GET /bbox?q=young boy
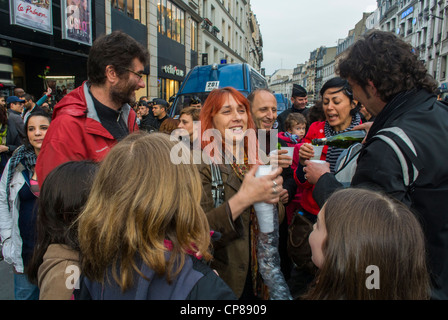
[278,113,307,147]
[277,113,308,225]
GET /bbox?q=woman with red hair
[197,87,285,299]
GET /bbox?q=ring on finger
[272,186,278,194]
[272,180,278,188]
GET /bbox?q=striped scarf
[6,145,37,210]
[283,131,300,144]
[324,113,361,173]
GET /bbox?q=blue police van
[169,63,268,118]
[274,93,291,115]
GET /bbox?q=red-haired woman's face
[212,93,248,142]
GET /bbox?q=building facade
[268,68,293,98]
[1,0,263,102]
[376,0,448,95]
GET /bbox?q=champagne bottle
[311,130,366,148]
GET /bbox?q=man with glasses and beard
[36,31,149,185]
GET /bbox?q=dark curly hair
[87,31,149,85]
[337,30,438,102]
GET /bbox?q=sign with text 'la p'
[10,0,53,35]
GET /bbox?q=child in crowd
[278,113,307,147]
[74,132,236,300]
[26,160,98,300]
[277,113,307,225]
[302,187,430,300]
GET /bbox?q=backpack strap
[335,142,363,173]
[210,162,225,208]
[374,127,423,187]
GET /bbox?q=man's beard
[110,81,136,106]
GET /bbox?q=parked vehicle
[274,93,291,115]
[169,63,268,118]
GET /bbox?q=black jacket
[313,89,448,300]
[139,113,158,132]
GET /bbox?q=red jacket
[36,82,139,185]
[293,121,328,215]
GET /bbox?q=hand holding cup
[299,143,323,165]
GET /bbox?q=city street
[0,260,14,300]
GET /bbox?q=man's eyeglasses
[124,68,145,79]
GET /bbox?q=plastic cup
[253,202,274,233]
[254,165,275,233]
[280,146,294,158]
[310,145,324,160]
[309,159,327,164]
[255,165,273,177]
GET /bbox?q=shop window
[127,1,134,18]
[191,20,198,51]
[166,1,172,39]
[157,0,185,45]
[113,0,144,23]
[113,0,125,12]
[159,78,180,101]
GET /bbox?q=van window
[250,70,268,91]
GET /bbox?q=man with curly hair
[303,30,448,300]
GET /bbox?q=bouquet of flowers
[37,66,51,90]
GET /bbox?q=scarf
[6,145,37,210]
[324,112,361,173]
[0,124,7,163]
[230,157,270,300]
[283,131,300,144]
[0,124,7,145]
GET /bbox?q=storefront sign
[401,6,413,19]
[9,0,53,35]
[61,0,92,46]
[162,65,185,77]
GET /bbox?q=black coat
[313,89,448,300]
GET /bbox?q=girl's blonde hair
[77,132,212,291]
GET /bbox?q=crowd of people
[0,29,447,301]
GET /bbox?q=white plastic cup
[280,146,294,158]
[310,145,324,160]
[309,159,327,164]
[254,165,275,233]
[255,165,273,177]
[253,202,275,233]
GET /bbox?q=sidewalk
[0,260,14,300]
